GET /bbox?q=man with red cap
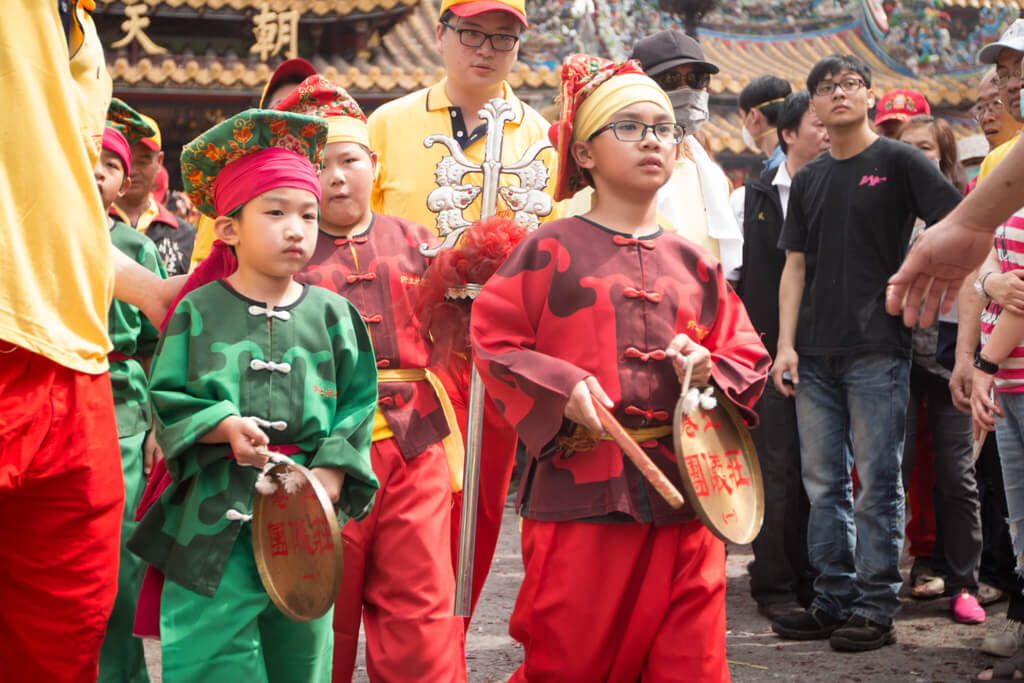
[874,88,931,138]
[367,0,561,625]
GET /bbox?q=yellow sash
[556,424,673,456]
[376,368,466,493]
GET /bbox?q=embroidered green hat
[106,98,156,146]
[103,98,157,175]
[180,108,327,217]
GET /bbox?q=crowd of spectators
[519,0,854,68]
[880,1,1016,74]
[518,0,1016,76]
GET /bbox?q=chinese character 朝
[251,5,300,62]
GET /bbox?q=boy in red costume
[278,76,468,682]
[470,54,770,681]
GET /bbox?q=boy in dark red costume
[470,54,770,681]
[276,76,468,682]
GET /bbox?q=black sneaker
[757,600,806,621]
[771,607,844,640]
[829,614,896,652]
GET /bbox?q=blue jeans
[795,352,910,625]
[995,392,1024,579]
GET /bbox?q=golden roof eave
[96,0,417,15]
[939,0,1022,8]
[107,3,978,115]
[108,57,559,93]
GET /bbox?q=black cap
[629,30,719,77]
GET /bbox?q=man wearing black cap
[629,29,743,282]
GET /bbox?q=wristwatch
[974,350,1000,375]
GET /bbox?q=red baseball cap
[441,0,527,27]
[259,57,318,108]
[874,88,931,126]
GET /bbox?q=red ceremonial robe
[470,216,770,681]
[296,213,466,683]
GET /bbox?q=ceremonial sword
[420,98,553,618]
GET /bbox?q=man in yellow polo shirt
[366,0,559,625]
[368,0,557,230]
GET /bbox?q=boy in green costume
[96,98,165,683]
[129,109,379,682]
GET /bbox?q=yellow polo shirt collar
[424,79,526,128]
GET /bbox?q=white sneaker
[982,619,1024,657]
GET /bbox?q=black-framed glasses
[588,120,684,144]
[440,20,520,52]
[972,98,1005,120]
[813,76,866,97]
[994,68,1023,88]
[652,69,712,92]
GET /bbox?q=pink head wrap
[160,147,321,330]
[102,127,132,177]
[211,147,321,217]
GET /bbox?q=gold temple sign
[251,4,300,62]
[673,388,764,545]
[111,4,168,55]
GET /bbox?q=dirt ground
[146,502,1005,682]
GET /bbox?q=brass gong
[673,388,764,544]
[252,462,344,622]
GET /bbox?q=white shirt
[730,160,793,239]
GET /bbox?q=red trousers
[332,438,466,683]
[509,518,730,683]
[0,345,123,683]
[443,364,518,627]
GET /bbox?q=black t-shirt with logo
[778,136,962,357]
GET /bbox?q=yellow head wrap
[572,73,675,142]
[326,115,370,148]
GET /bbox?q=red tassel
[416,216,528,363]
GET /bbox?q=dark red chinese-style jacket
[470,217,770,524]
[297,214,452,460]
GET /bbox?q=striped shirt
[981,211,1024,392]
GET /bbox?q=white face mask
[667,88,709,137]
[741,120,758,151]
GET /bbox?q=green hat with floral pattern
[180,108,327,217]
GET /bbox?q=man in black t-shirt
[770,54,962,653]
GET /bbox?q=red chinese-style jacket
[297,214,450,459]
[470,217,770,524]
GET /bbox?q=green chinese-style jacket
[129,279,379,596]
[109,220,166,438]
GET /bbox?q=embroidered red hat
[274,74,369,147]
[874,88,930,126]
[548,54,660,201]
